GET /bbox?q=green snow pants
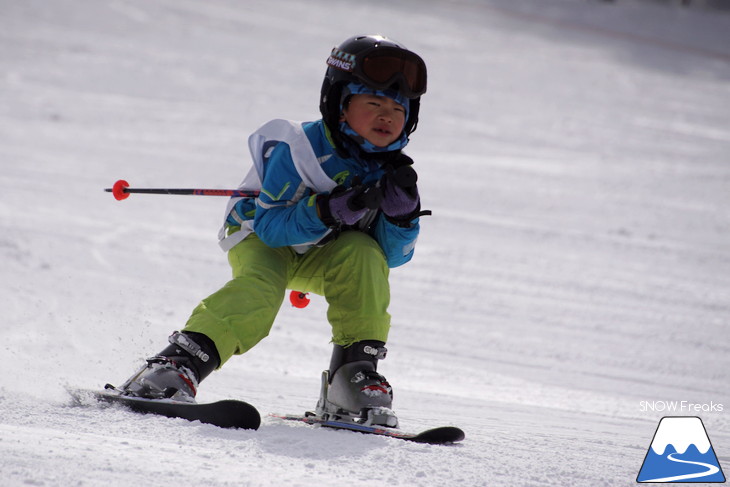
[183,231,391,365]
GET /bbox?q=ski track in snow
[1,0,729,485]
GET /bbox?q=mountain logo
[637,416,725,483]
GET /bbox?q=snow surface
[1,0,729,485]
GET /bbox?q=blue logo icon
[637,416,725,483]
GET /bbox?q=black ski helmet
[319,35,427,151]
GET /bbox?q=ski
[270,413,464,444]
[73,386,261,430]
[72,387,461,442]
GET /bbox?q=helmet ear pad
[404,96,420,135]
[320,77,342,137]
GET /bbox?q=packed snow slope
[1,0,729,485]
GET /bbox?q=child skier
[114,34,428,428]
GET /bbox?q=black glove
[317,184,383,227]
[380,165,420,219]
[379,162,431,226]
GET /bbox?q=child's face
[340,94,406,148]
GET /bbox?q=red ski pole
[106,180,311,308]
[105,180,260,201]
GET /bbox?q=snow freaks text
[639,401,724,413]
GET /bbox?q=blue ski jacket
[223,119,419,268]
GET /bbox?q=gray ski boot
[116,331,220,402]
[315,340,398,428]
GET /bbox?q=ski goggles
[328,46,427,98]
